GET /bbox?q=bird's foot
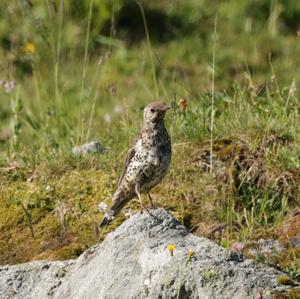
[139,204,147,213]
[139,204,153,216]
[150,202,156,208]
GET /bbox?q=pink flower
[231,242,245,252]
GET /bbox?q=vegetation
[0,0,299,281]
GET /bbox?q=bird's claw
[139,204,154,217]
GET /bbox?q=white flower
[114,105,123,114]
[45,185,53,193]
[104,113,112,124]
[4,81,16,93]
[98,202,108,213]
[1,80,16,93]
[105,210,115,221]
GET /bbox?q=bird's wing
[118,143,137,186]
[118,131,144,186]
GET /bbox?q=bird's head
[143,101,171,123]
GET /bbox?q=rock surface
[0,260,74,299]
[0,209,294,299]
[72,141,105,155]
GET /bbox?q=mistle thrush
[99,102,172,227]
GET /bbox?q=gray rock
[291,232,300,248]
[247,233,300,257]
[0,260,74,299]
[72,141,105,155]
[247,238,286,255]
[0,209,293,299]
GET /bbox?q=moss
[288,288,300,299]
[0,205,24,230]
[276,275,296,286]
[270,291,290,299]
[202,268,220,281]
[56,244,85,260]
[276,248,300,268]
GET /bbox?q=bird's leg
[135,184,152,214]
[147,192,154,208]
[135,184,145,213]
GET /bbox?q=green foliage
[202,268,220,281]
[10,89,22,155]
[287,264,300,283]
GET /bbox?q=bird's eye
[150,108,155,113]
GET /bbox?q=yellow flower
[188,249,195,258]
[23,42,36,55]
[167,244,175,256]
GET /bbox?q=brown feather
[99,101,171,228]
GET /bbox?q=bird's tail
[99,188,134,227]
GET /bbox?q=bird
[99,101,172,227]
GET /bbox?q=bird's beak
[161,105,171,111]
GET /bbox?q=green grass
[0,0,299,278]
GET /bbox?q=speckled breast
[140,132,171,191]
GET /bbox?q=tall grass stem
[137,0,159,99]
[209,16,217,173]
[54,0,64,110]
[78,0,94,144]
